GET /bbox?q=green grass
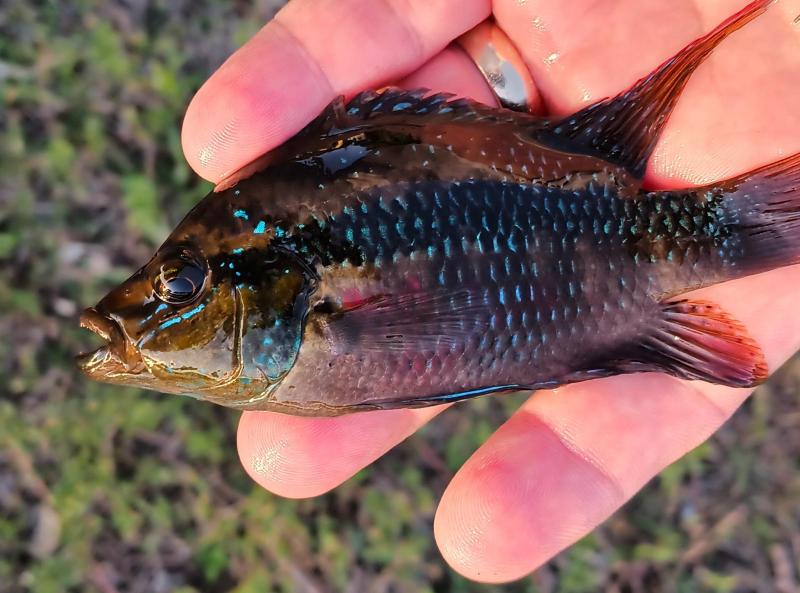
[1,2,799,592]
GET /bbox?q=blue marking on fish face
[158,316,182,330]
[234,209,249,220]
[157,303,207,330]
[254,220,266,234]
[140,301,171,325]
[232,247,244,254]
[180,303,206,321]
[393,101,411,111]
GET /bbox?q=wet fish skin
[77,0,800,414]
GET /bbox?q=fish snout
[76,307,145,376]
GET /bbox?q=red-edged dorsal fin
[630,299,768,387]
[533,0,773,179]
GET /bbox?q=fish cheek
[238,268,311,385]
[139,285,238,380]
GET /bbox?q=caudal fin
[718,152,800,274]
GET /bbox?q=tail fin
[718,152,800,274]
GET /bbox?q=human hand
[181,0,800,582]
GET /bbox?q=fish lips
[76,307,145,378]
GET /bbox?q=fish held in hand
[78,0,800,414]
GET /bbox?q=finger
[238,406,443,498]
[434,265,800,583]
[237,50,498,499]
[181,0,491,182]
[397,46,498,108]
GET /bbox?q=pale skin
[181,0,800,583]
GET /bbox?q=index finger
[181,0,491,182]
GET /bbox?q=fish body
[78,0,800,414]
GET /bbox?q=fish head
[77,188,318,407]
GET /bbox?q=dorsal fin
[533,0,773,179]
[214,89,525,191]
[307,88,520,136]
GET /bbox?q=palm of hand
[181,0,800,582]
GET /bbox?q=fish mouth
[76,308,145,377]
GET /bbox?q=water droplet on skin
[544,52,559,66]
[531,16,546,32]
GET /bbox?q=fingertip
[181,22,332,182]
[434,407,623,582]
[237,406,442,498]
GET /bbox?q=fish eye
[153,249,207,306]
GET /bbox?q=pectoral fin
[534,0,772,179]
[318,288,490,354]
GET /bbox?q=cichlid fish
[78,0,800,415]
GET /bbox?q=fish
[77,0,800,415]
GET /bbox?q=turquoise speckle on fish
[78,0,800,415]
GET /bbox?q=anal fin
[624,299,768,387]
[534,0,773,179]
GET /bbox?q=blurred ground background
[1,1,800,592]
